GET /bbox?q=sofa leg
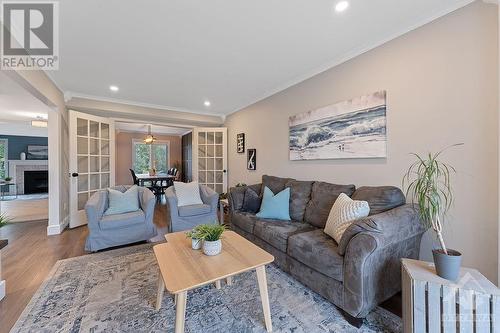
[339,308,364,328]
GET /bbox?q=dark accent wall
[182,132,192,182]
[0,135,48,160]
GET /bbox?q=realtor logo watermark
[1,1,59,70]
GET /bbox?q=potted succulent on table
[403,144,462,281]
[186,227,203,250]
[197,223,226,256]
[3,177,12,183]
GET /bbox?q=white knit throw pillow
[324,193,370,243]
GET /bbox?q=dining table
[136,174,176,187]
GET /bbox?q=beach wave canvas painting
[289,91,387,160]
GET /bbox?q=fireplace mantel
[8,160,49,195]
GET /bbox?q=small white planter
[203,239,222,256]
[191,238,202,250]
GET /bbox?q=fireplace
[24,170,49,194]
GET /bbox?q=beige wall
[115,131,182,185]
[225,2,499,281]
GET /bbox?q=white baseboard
[0,280,5,301]
[46,216,69,235]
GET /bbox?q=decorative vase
[191,238,202,250]
[203,239,222,256]
[432,248,462,281]
[20,152,26,160]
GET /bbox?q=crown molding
[65,91,225,119]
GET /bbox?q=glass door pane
[195,129,226,194]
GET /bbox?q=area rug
[11,244,402,333]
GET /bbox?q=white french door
[69,111,115,228]
[192,127,227,194]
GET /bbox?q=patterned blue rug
[11,244,402,332]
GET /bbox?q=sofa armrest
[338,204,424,255]
[139,187,156,222]
[200,185,219,212]
[165,187,179,217]
[340,204,426,317]
[85,191,107,231]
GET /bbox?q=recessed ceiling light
[109,85,119,92]
[204,100,211,107]
[335,1,349,12]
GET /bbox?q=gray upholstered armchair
[165,184,219,232]
[84,185,157,252]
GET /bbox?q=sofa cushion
[241,187,261,213]
[304,182,356,228]
[261,175,294,195]
[256,187,291,221]
[100,210,145,230]
[324,193,370,243]
[178,204,211,217]
[288,229,344,281]
[231,211,258,234]
[105,185,139,216]
[351,186,406,215]
[286,180,313,222]
[254,219,314,252]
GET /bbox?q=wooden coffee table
[153,230,275,333]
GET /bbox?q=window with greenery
[132,140,169,174]
[0,139,7,179]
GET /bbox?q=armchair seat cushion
[178,204,211,217]
[288,229,344,281]
[99,210,145,230]
[254,219,314,252]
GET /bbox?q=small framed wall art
[247,149,256,170]
[237,133,245,153]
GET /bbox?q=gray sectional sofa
[228,175,426,326]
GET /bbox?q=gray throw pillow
[241,187,261,213]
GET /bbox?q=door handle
[71,172,79,177]
[223,169,227,173]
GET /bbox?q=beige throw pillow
[324,193,370,243]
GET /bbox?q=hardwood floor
[0,198,168,333]
[0,198,400,332]
[2,198,48,222]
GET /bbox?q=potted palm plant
[403,144,462,280]
[196,224,226,256]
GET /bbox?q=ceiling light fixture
[143,124,157,144]
[109,85,119,92]
[335,1,349,12]
[204,100,211,107]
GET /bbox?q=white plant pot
[203,239,222,256]
[191,238,202,250]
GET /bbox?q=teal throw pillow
[105,185,140,215]
[256,186,291,221]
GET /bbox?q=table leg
[256,265,272,332]
[226,276,233,286]
[156,274,165,310]
[175,291,187,333]
[215,280,222,289]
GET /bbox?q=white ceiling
[115,122,189,136]
[50,0,473,116]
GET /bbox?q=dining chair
[130,169,160,197]
[129,169,139,185]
